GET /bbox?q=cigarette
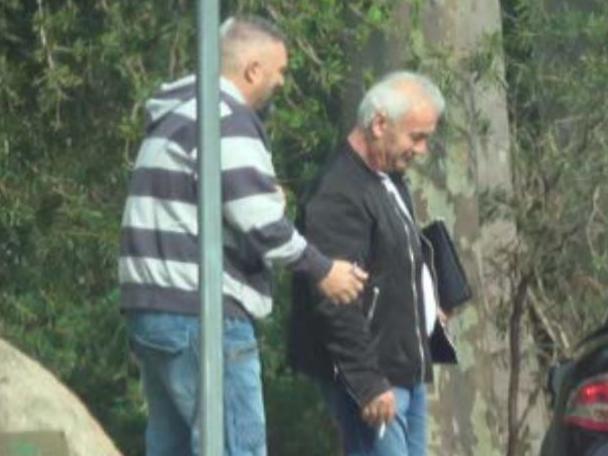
[378,422,386,439]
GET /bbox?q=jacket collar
[343,140,383,181]
[220,77,246,105]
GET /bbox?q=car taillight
[564,374,608,432]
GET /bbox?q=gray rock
[0,338,122,456]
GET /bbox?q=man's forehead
[402,100,439,124]
[256,39,287,57]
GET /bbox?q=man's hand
[318,260,368,304]
[361,390,396,427]
[275,184,287,207]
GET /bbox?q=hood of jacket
[144,74,196,132]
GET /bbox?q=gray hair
[356,71,446,129]
[220,16,286,74]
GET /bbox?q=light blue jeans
[127,311,266,456]
[322,381,427,456]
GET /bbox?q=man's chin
[393,161,409,173]
[256,101,275,121]
[398,155,416,171]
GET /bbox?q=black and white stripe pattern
[119,76,330,318]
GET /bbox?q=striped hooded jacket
[119,75,331,318]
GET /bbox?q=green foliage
[4,0,605,454]
[1,1,194,454]
[0,1,393,455]
[500,0,608,358]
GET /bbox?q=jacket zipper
[367,286,380,321]
[334,285,381,405]
[406,227,426,383]
[333,361,364,405]
[395,208,426,383]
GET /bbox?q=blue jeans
[322,381,427,456]
[127,311,266,456]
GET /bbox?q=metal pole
[196,1,223,455]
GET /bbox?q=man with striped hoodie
[119,15,367,456]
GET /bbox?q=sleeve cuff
[290,243,332,282]
[353,376,392,408]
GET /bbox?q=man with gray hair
[120,15,367,456]
[290,71,445,456]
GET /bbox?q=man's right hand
[361,389,396,427]
[317,260,368,305]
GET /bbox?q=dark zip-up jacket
[290,141,433,407]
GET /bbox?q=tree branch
[36,0,55,70]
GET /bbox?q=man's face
[250,41,288,110]
[372,99,439,173]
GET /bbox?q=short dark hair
[220,15,286,74]
[220,15,286,45]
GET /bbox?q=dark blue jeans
[322,381,427,456]
[127,311,266,456]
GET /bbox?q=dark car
[541,323,608,456]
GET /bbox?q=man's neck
[348,128,377,171]
[221,74,251,106]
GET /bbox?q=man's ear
[244,60,261,83]
[370,112,388,139]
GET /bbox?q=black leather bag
[421,220,472,312]
[429,320,458,364]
